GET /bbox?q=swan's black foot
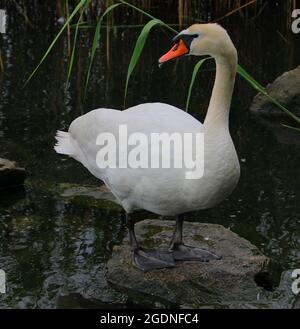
[132,248,175,272]
[170,244,222,262]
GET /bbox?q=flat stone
[107,219,275,308]
[0,158,26,189]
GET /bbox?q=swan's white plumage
[54,23,241,216]
[54,130,73,155]
[55,103,240,216]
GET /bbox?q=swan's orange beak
[159,39,189,65]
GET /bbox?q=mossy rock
[107,219,298,309]
[250,65,300,118]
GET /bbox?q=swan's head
[159,23,237,65]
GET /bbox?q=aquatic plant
[24,0,300,130]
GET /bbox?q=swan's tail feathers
[54,131,74,156]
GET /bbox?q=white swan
[55,24,240,272]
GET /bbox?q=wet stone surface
[107,219,299,309]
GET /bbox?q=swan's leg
[169,214,222,262]
[126,214,175,272]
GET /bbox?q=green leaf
[186,57,211,112]
[24,0,88,86]
[237,64,266,91]
[66,9,84,89]
[124,18,163,107]
[282,124,300,131]
[84,3,122,96]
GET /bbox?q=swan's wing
[64,103,204,211]
[124,102,203,134]
[69,103,203,166]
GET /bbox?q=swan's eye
[173,43,180,51]
[192,34,199,38]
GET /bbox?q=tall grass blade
[24,0,88,86]
[66,0,71,57]
[282,124,300,132]
[124,18,163,106]
[186,57,210,112]
[84,3,122,96]
[66,10,84,89]
[237,64,266,91]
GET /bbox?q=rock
[107,219,276,308]
[269,270,300,309]
[56,294,128,309]
[250,66,300,118]
[0,158,26,189]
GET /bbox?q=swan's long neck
[204,51,237,130]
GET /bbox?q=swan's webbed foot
[169,214,222,262]
[126,213,175,272]
[170,243,222,262]
[132,248,175,272]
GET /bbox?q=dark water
[0,4,300,308]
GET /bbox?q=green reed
[25,0,300,130]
